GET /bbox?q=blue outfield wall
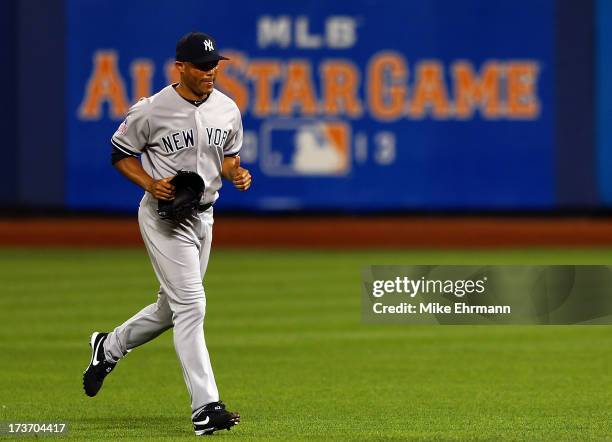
[556,0,597,207]
[65,0,561,212]
[3,0,596,212]
[18,0,65,208]
[597,0,612,205]
[0,0,17,205]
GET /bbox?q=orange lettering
[410,61,450,119]
[165,60,180,84]
[246,61,281,116]
[507,62,539,118]
[79,51,130,120]
[131,59,154,101]
[367,52,407,121]
[452,61,501,119]
[215,51,249,113]
[277,61,318,116]
[321,61,362,117]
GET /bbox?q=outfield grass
[1,248,612,441]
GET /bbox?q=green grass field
[2,248,612,441]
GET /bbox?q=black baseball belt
[197,202,213,212]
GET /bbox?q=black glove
[157,171,205,222]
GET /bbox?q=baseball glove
[157,171,205,222]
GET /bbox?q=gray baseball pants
[104,193,219,414]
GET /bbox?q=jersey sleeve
[110,98,150,156]
[223,108,243,157]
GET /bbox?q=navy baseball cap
[175,32,229,63]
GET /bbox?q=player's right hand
[147,176,176,201]
[230,156,252,191]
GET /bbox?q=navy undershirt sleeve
[111,146,136,165]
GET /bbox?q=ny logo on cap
[203,40,214,51]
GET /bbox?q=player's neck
[175,82,210,102]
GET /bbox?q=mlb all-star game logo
[260,120,350,177]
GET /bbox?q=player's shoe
[192,401,240,436]
[83,332,116,397]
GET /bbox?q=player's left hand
[230,156,252,191]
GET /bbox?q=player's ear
[175,61,185,73]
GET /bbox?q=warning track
[1,216,611,248]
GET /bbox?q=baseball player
[82,31,251,436]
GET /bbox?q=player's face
[176,61,219,98]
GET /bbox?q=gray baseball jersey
[103,85,243,415]
[111,85,243,204]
